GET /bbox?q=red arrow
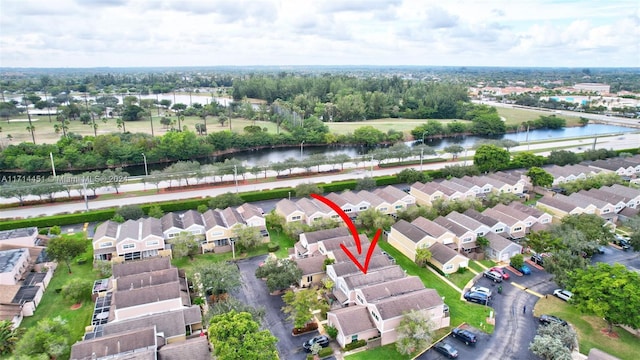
[311,193,382,274]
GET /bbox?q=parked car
[553,289,573,302]
[510,262,532,275]
[596,245,606,254]
[302,335,330,352]
[451,328,478,345]
[617,238,632,251]
[530,254,544,266]
[482,270,503,283]
[470,286,492,298]
[433,341,459,358]
[464,291,489,305]
[539,314,568,326]
[489,267,510,280]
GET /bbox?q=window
[495,228,504,233]
[146,240,159,246]
[541,218,549,224]
[210,231,223,236]
[291,215,301,221]
[331,215,339,219]
[513,227,522,232]
[99,241,113,248]
[371,311,380,321]
[307,275,313,282]
[356,294,364,304]
[395,205,403,209]
[477,232,485,236]
[359,206,367,211]
[122,243,135,250]
[444,264,454,271]
[214,239,229,247]
[462,237,472,243]
[379,207,387,212]
[352,335,358,342]
[343,208,352,213]
[602,208,610,213]
[313,217,321,222]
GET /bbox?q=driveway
[234,255,318,360]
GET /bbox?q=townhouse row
[388,201,552,273]
[275,186,415,224]
[410,171,530,206]
[542,154,640,187]
[70,257,209,360]
[93,203,268,263]
[290,227,449,349]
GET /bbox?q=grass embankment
[17,244,99,360]
[447,269,476,290]
[468,260,485,272]
[496,107,583,127]
[534,296,640,360]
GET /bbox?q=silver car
[553,289,573,301]
[470,286,492,298]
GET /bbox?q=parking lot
[592,244,640,273]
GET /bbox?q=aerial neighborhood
[1,49,640,360]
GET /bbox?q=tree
[282,288,323,329]
[624,215,640,251]
[443,144,465,160]
[415,247,432,267]
[13,317,70,359]
[560,214,614,246]
[544,249,589,288]
[510,253,524,269]
[204,296,265,325]
[353,125,384,146]
[511,152,545,168]
[115,204,144,220]
[61,278,92,304]
[0,320,19,355]
[208,192,244,209]
[523,230,563,254]
[536,322,577,351]
[567,263,640,333]
[295,183,322,198]
[147,205,164,218]
[529,334,572,360]
[395,310,434,355]
[46,233,87,273]
[208,311,278,360]
[171,232,201,259]
[547,150,580,166]
[195,122,207,135]
[527,167,554,188]
[356,208,395,231]
[195,262,242,297]
[233,225,263,252]
[397,168,428,184]
[473,144,510,173]
[265,210,286,235]
[101,168,129,194]
[355,177,376,191]
[256,258,303,292]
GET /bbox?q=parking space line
[511,282,543,298]
[83,222,89,232]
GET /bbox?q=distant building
[573,83,610,94]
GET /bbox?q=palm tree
[415,247,432,267]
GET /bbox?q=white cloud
[0,0,638,67]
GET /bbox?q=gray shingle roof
[115,268,180,291]
[0,248,27,273]
[113,281,184,310]
[359,276,424,303]
[329,305,376,336]
[330,255,391,277]
[537,195,579,213]
[433,217,470,237]
[428,242,460,264]
[332,243,382,263]
[303,227,351,244]
[112,257,172,279]
[103,307,201,340]
[157,336,211,360]
[295,255,326,276]
[343,266,406,289]
[391,220,427,243]
[411,217,451,238]
[117,220,140,244]
[485,232,516,252]
[70,327,157,360]
[463,209,500,227]
[372,288,442,320]
[445,211,485,231]
[93,220,119,243]
[321,234,368,252]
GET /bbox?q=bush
[38,228,49,235]
[267,243,280,252]
[374,175,398,186]
[320,180,357,193]
[116,205,145,220]
[241,188,292,202]
[49,225,61,235]
[426,261,445,276]
[344,339,367,351]
[456,266,468,274]
[326,325,338,339]
[318,347,334,358]
[197,204,208,213]
[61,278,92,304]
[0,209,117,231]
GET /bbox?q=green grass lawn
[17,245,99,360]
[478,259,497,268]
[468,261,485,272]
[345,343,412,360]
[447,269,476,290]
[496,107,582,127]
[534,296,639,360]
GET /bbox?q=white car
[470,286,493,298]
[553,289,573,301]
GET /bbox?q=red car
[490,267,510,280]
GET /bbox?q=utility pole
[233,165,239,193]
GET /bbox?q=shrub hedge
[344,339,367,351]
[374,175,399,186]
[0,209,117,231]
[240,188,292,202]
[319,180,357,193]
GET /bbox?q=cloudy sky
[1,0,639,68]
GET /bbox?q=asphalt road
[234,255,318,360]
[592,244,640,273]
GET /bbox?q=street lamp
[420,148,424,171]
[230,239,236,260]
[300,141,305,159]
[233,164,239,193]
[141,153,148,176]
[464,147,469,166]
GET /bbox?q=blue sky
[1,0,638,68]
